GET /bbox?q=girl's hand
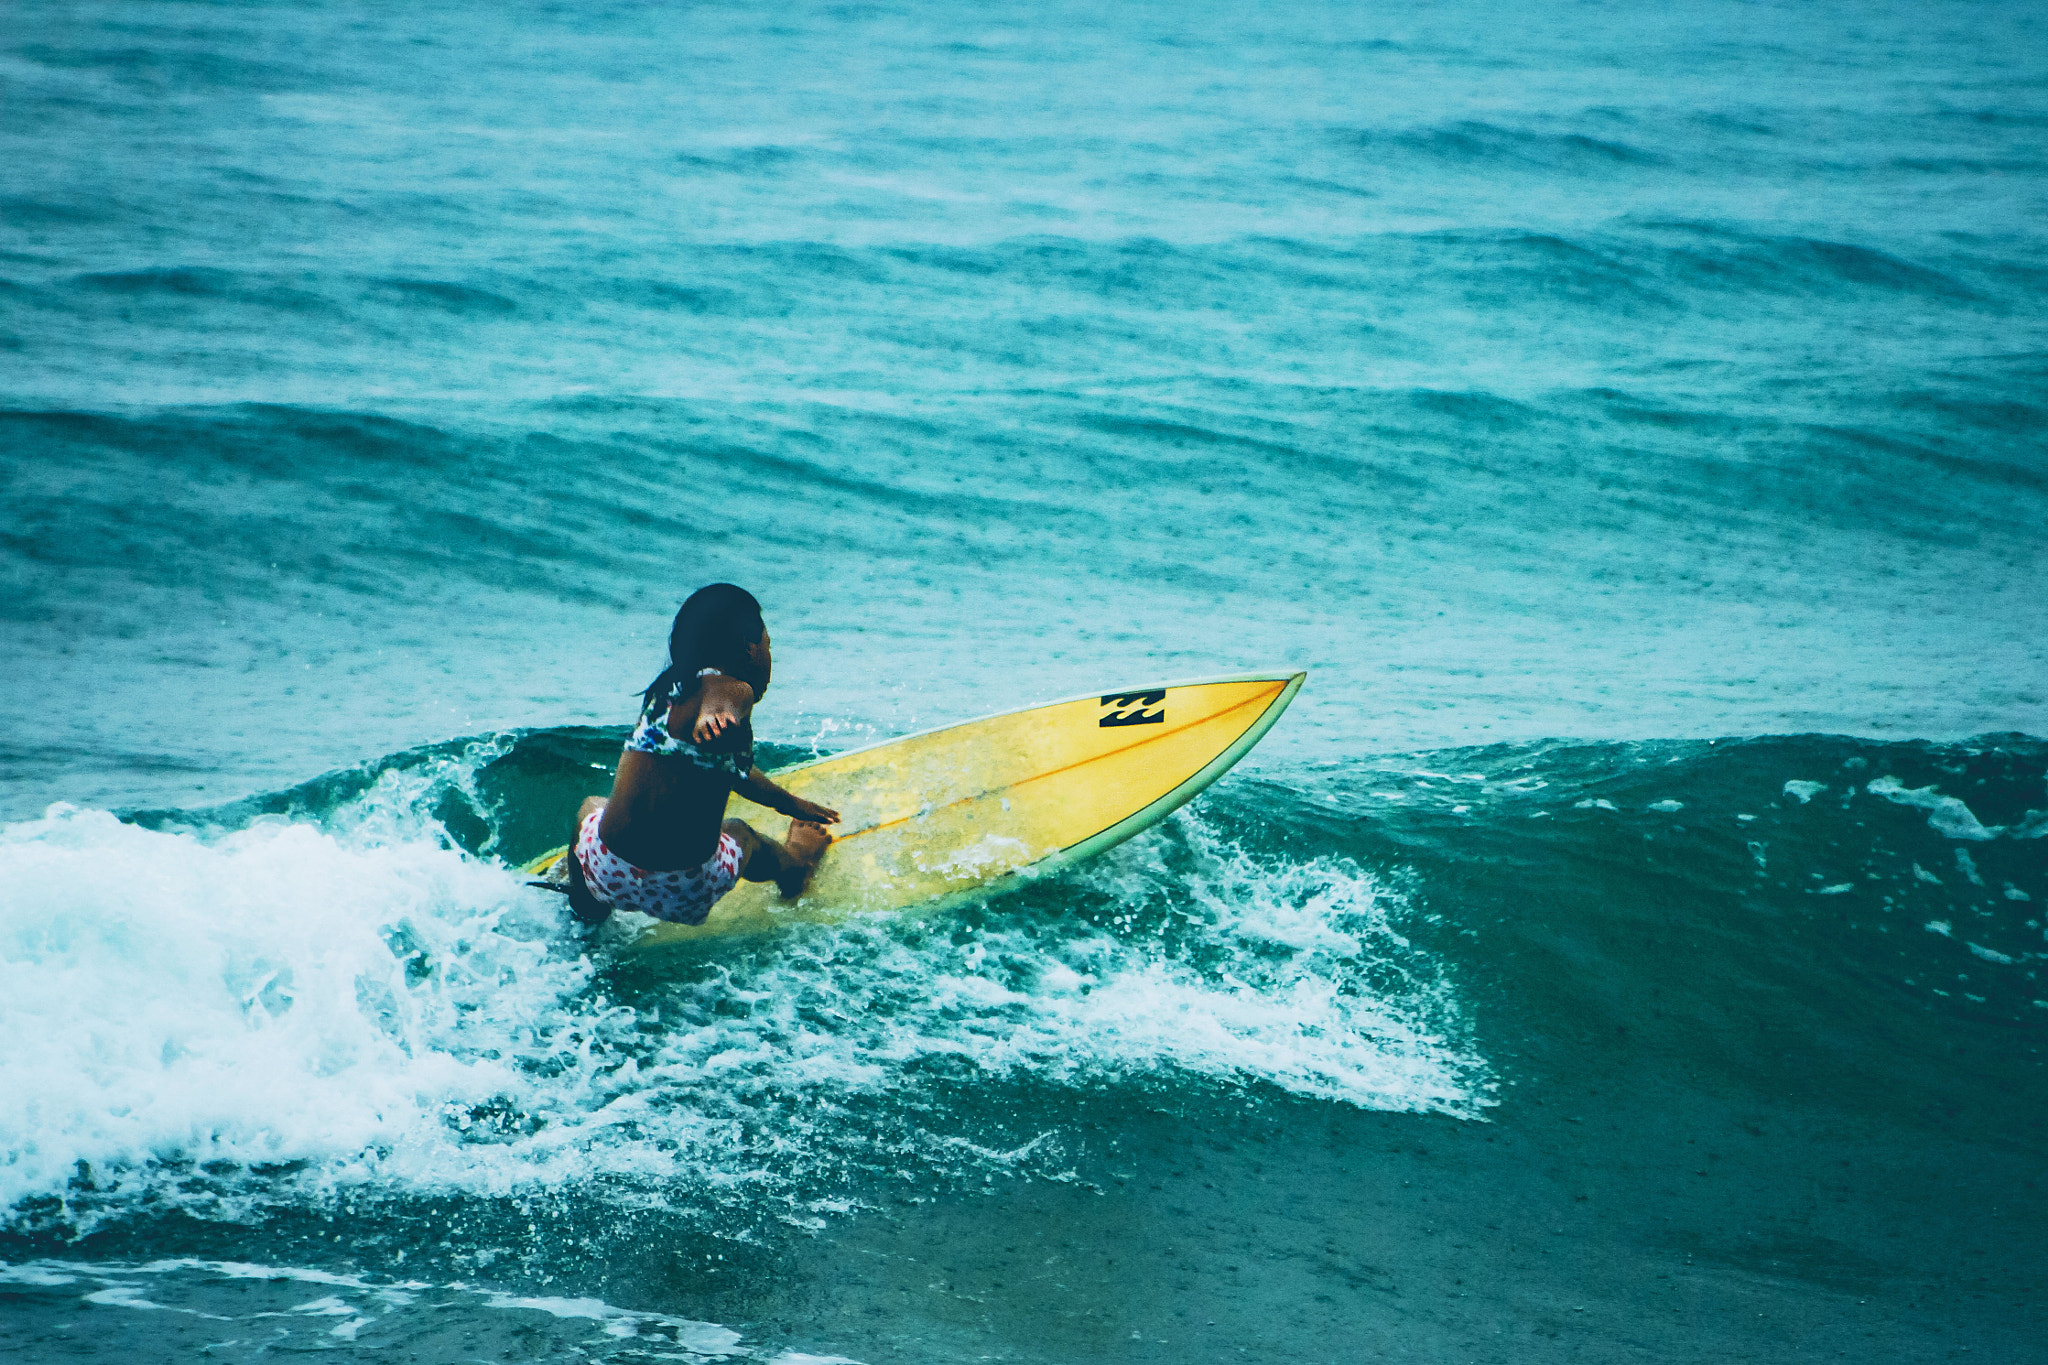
[690,675,755,743]
[784,796,841,825]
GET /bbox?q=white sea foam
[0,802,596,1216]
[645,811,1494,1118]
[1,796,1489,1224]
[1866,777,1999,840]
[0,1258,776,1359]
[1955,848,1986,886]
[478,1292,743,1351]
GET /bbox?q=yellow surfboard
[522,671,1304,943]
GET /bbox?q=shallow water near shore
[3,0,2046,1360]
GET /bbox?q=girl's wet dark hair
[642,584,768,707]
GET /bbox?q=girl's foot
[776,820,832,897]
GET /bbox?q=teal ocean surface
[2,1,2044,1360]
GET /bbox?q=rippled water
[4,0,2045,1360]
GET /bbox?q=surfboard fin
[526,852,611,925]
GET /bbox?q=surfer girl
[562,583,838,926]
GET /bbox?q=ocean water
[3,0,2045,1359]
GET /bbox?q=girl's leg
[724,817,831,897]
[565,796,610,924]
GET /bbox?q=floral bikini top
[623,675,752,784]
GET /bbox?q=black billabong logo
[1099,690,1166,727]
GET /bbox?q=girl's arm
[734,768,840,825]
